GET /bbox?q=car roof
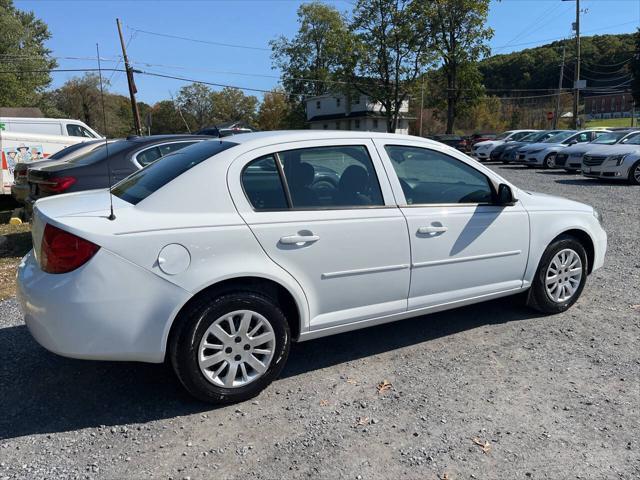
[127,134,212,144]
[225,130,445,149]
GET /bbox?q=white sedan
[17,131,607,404]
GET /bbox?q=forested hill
[479,33,635,93]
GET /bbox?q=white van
[0,131,92,194]
[0,117,102,139]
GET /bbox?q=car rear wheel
[628,160,640,185]
[527,235,588,314]
[170,292,290,404]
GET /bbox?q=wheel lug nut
[234,354,241,361]
[225,347,232,354]
[234,337,242,343]
[244,344,250,351]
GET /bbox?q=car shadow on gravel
[0,297,536,440]
[555,178,624,186]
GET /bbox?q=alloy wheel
[545,248,583,303]
[198,310,276,388]
[634,164,640,184]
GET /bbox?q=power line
[127,25,270,51]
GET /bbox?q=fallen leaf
[319,399,329,407]
[346,378,358,385]
[472,437,491,454]
[441,473,450,480]
[355,416,370,426]
[376,380,392,394]
[631,304,640,311]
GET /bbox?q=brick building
[584,92,635,120]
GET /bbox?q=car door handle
[417,225,448,234]
[279,234,320,245]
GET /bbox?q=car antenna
[96,43,116,221]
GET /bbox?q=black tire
[527,235,588,314]
[628,160,640,185]
[170,292,290,404]
[543,154,555,169]
[566,169,578,174]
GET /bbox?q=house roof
[308,111,414,123]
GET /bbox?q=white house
[306,94,410,134]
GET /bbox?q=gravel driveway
[1,165,638,480]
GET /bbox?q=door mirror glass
[497,184,516,205]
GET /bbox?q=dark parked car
[499,130,568,163]
[468,133,496,147]
[25,135,211,211]
[428,134,468,152]
[195,121,256,137]
[11,140,111,205]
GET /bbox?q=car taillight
[40,176,76,193]
[41,224,100,274]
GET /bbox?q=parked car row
[428,132,498,153]
[471,128,640,185]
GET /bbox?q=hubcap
[545,249,583,303]
[198,310,276,388]
[634,165,640,183]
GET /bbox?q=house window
[323,124,328,130]
[316,100,321,109]
[352,97,360,105]
[336,98,341,107]
[335,122,340,130]
[373,119,379,129]
[354,119,360,129]
[601,99,605,112]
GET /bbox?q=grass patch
[0,223,32,301]
[585,118,637,128]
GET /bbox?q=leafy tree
[423,0,493,133]
[176,82,215,129]
[257,90,291,130]
[0,0,56,107]
[271,1,351,128]
[210,87,258,125]
[149,100,193,134]
[631,29,640,108]
[349,0,434,132]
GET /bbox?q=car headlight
[529,149,543,154]
[593,209,604,226]
[607,154,628,166]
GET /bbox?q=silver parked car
[554,130,640,173]
[581,133,640,184]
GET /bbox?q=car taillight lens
[40,176,76,193]
[41,224,100,274]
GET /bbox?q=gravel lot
[1,165,638,480]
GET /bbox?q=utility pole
[553,46,566,129]
[116,18,142,136]
[572,0,580,129]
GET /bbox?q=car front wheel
[527,235,588,314]
[628,160,640,185]
[543,153,555,169]
[170,292,290,404]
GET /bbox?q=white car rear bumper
[17,248,191,363]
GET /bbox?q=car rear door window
[136,147,162,166]
[280,146,384,208]
[385,145,494,205]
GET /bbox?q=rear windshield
[112,140,237,205]
[65,140,132,166]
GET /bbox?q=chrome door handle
[417,225,448,234]
[280,234,320,245]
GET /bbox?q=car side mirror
[496,184,517,206]
[568,140,578,145]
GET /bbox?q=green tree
[257,90,291,130]
[176,82,214,129]
[271,1,351,128]
[349,0,434,132]
[0,0,56,107]
[211,87,258,125]
[424,0,493,133]
[149,100,193,134]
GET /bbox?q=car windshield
[620,132,640,145]
[47,141,100,160]
[544,131,575,143]
[494,131,512,140]
[112,140,237,205]
[522,131,549,142]
[591,132,629,144]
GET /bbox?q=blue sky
[14,0,640,104]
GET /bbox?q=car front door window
[384,145,494,205]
